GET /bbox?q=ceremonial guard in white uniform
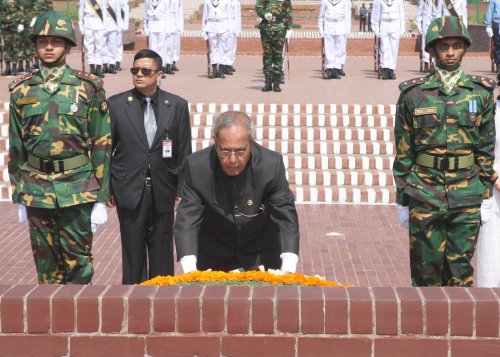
[371,0,405,80]
[104,0,120,74]
[202,0,233,79]
[116,0,130,71]
[172,0,183,71]
[144,0,169,73]
[224,0,241,75]
[416,0,438,72]
[79,0,108,77]
[318,0,352,79]
[436,0,467,27]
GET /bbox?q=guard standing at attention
[393,16,497,287]
[256,0,292,92]
[8,11,111,284]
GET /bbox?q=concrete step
[286,168,394,187]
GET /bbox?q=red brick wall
[1,285,500,357]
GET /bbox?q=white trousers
[149,32,168,66]
[208,32,231,64]
[84,29,106,65]
[477,188,500,287]
[379,32,400,70]
[116,31,124,63]
[226,33,237,66]
[324,34,347,69]
[173,32,181,62]
[104,31,119,63]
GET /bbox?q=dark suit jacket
[108,88,192,213]
[174,143,300,271]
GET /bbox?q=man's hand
[180,255,197,273]
[91,202,108,233]
[285,29,293,39]
[280,252,298,273]
[18,205,28,225]
[487,26,494,38]
[264,13,273,21]
[481,197,495,224]
[396,205,409,228]
[106,195,116,208]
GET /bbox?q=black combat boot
[261,74,272,92]
[218,64,225,79]
[339,66,346,76]
[325,68,333,79]
[33,57,39,69]
[172,61,179,71]
[424,62,429,72]
[26,61,31,73]
[332,68,341,79]
[90,64,96,75]
[96,65,105,78]
[225,65,233,75]
[109,64,117,74]
[103,63,109,73]
[17,61,24,73]
[166,64,175,75]
[273,74,281,92]
[11,63,17,76]
[116,62,122,71]
[209,64,218,79]
[390,69,396,80]
[3,62,11,76]
[381,68,389,80]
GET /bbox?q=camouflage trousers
[27,203,94,284]
[260,28,286,76]
[2,30,23,63]
[409,197,480,287]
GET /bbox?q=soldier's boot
[11,63,17,76]
[381,68,389,80]
[390,69,396,80]
[218,64,225,79]
[273,74,282,92]
[90,64,96,75]
[225,65,233,75]
[332,68,341,79]
[231,66,235,73]
[96,65,105,78]
[339,66,346,76]
[26,61,32,73]
[17,61,24,73]
[325,68,332,79]
[109,64,117,74]
[172,61,179,71]
[209,64,218,79]
[103,63,109,73]
[3,62,11,76]
[116,62,122,71]
[424,62,429,72]
[33,57,40,70]
[167,64,175,74]
[280,75,284,84]
[261,74,273,92]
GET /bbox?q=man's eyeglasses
[216,147,249,158]
[130,67,160,76]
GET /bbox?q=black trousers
[493,22,500,65]
[117,184,174,284]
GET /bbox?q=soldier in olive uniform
[1,0,22,76]
[256,0,292,92]
[8,11,112,284]
[393,16,497,287]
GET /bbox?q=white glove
[202,32,209,40]
[264,12,273,21]
[180,255,197,273]
[280,252,298,273]
[30,17,37,27]
[319,30,325,38]
[481,198,495,224]
[143,26,149,36]
[18,205,28,224]
[396,205,409,228]
[487,27,494,38]
[17,23,24,33]
[90,202,107,233]
[285,29,293,39]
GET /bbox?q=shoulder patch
[75,70,103,88]
[8,73,34,92]
[399,77,426,93]
[470,75,496,91]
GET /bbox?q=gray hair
[213,111,255,142]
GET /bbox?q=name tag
[414,107,437,116]
[162,139,172,158]
[17,96,38,105]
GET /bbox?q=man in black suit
[174,111,300,273]
[107,49,192,284]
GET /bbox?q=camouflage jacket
[256,0,292,32]
[393,72,497,208]
[8,66,111,208]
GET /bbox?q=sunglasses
[216,147,249,158]
[130,67,160,75]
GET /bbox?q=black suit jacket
[108,88,192,213]
[174,143,300,271]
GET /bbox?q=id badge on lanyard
[162,130,173,158]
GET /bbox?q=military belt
[381,18,399,22]
[27,154,90,174]
[325,17,344,22]
[207,18,228,22]
[416,153,475,171]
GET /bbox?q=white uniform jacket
[318,0,352,36]
[436,0,467,27]
[145,0,170,33]
[371,0,405,35]
[202,0,232,35]
[79,0,108,31]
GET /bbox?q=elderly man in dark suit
[174,111,300,273]
[107,49,192,284]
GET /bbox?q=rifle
[81,35,85,72]
[418,34,423,73]
[490,37,495,73]
[374,35,380,78]
[321,37,327,79]
[282,37,290,81]
[206,39,210,78]
[0,32,3,75]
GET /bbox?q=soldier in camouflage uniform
[8,11,111,284]
[256,0,292,92]
[393,16,498,287]
[1,0,22,76]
